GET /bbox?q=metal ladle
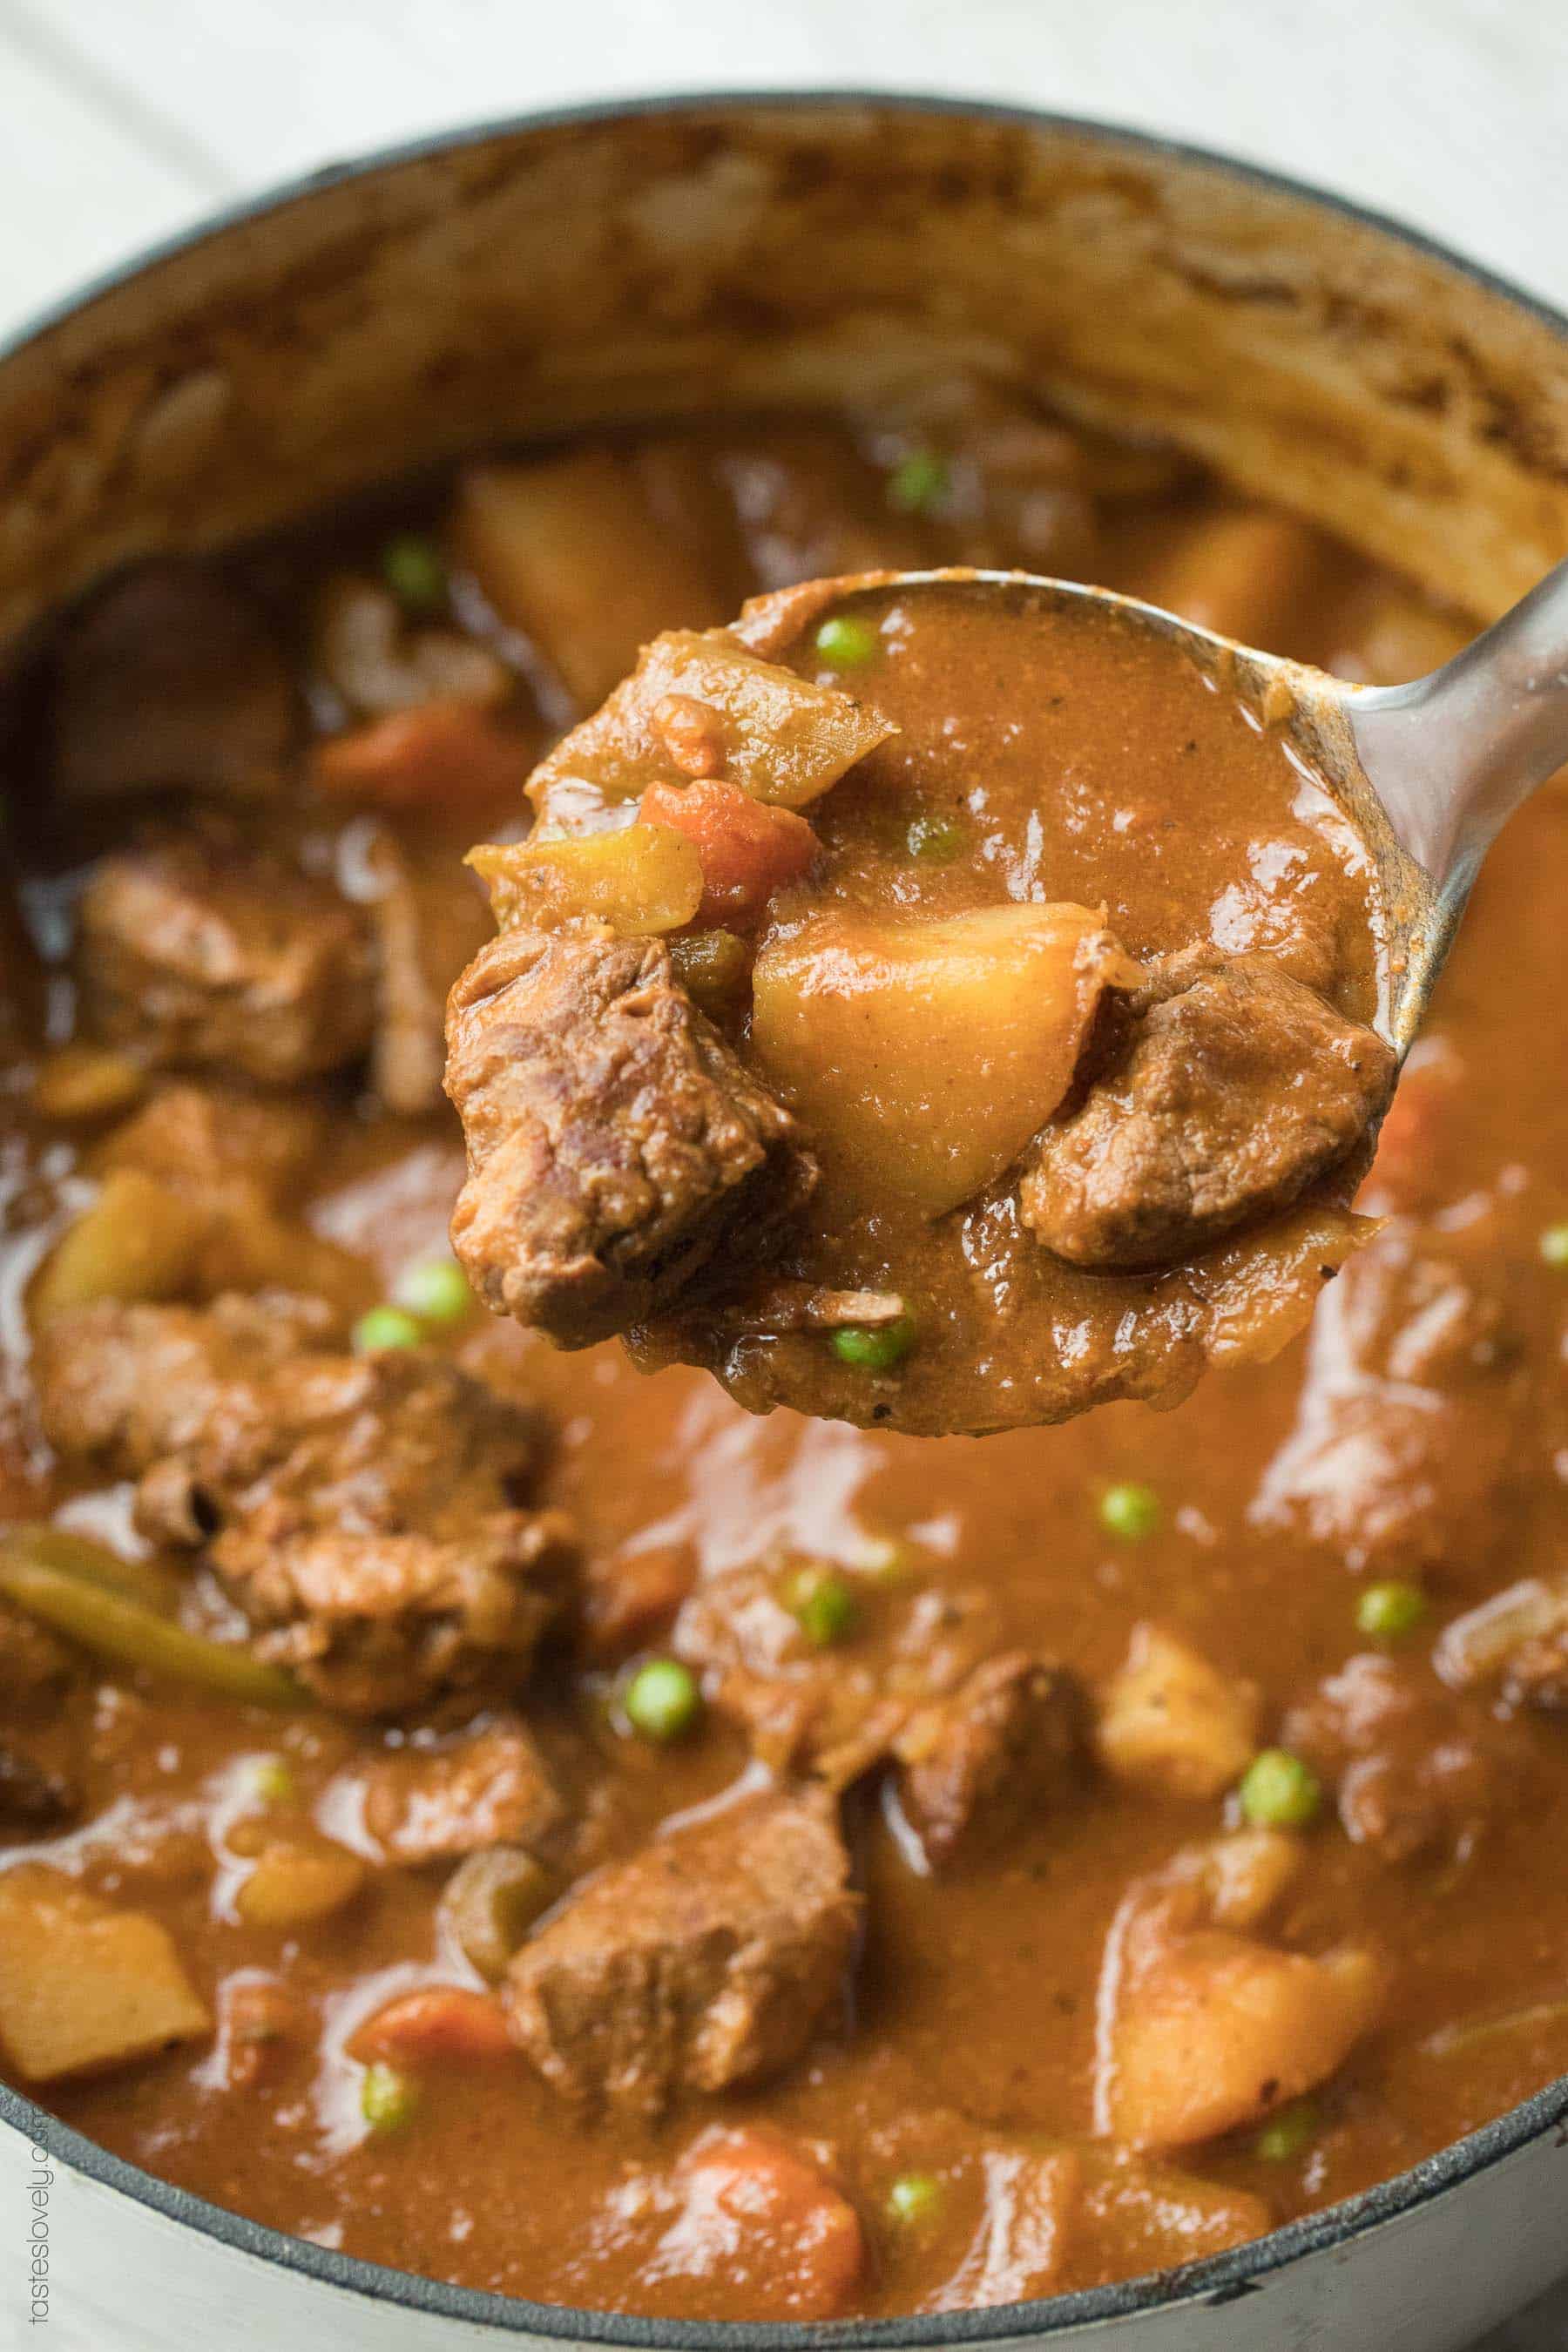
[817,558,1568,1054]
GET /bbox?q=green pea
[887,451,951,517]
[783,1565,859,1649]
[360,2061,419,2133]
[245,1754,296,1807]
[622,1658,702,1743]
[351,1305,423,1355]
[1355,1580,1429,1642]
[830,1317,916,1372]
[814,614,881,672]
[1238,1748,1324,1833]
[905,811,968,863]
[393,1255,475,1328]
[1254,2099,1319,2162]
[1539,1224,1568,1268]
[1098,1482,1162,1541]
[886,2170,943,2226]
[381,532,448,612]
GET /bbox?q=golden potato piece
[455,454,728,710]
[1100,1930,1385,2150]
[30,1167,206,1321]
[230,1830,367,1930]
[0,1865,209,2083]
[469,826,703,937]
[1094,1625,1261,1801]
[30,1045,146,1122]
[752,903,1144,1215]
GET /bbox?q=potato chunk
[528,628,898,820]
[455,455,729,708]
[1094,1624,1261,1801]
[0,1865,209,2083]
[751,904,1144,1214]
[1094,1842,1385,2150]
[30,1167,206,1321]
[1102,1930,1384,2150]
[469,826,702,936]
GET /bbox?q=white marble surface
[0,3,1565,2343]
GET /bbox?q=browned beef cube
[218,1517,573,1720]
[505,1788,859,2112]
[1254,1222,1520,1578]
[35,1294,574,1716]
[1284,1653,1533,1867]
[95,1081,325,1206]
[52,561,299,802]
[357,1720,565,1867]
[891,1652,1085,1869]
[1022,959,1393,1268]
[77,831,375,1085]
[1436,1576,1568,1713]
[446,926,815,1347]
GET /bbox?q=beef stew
[3,386,1565,2327]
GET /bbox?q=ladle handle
[1347,555,1568,894]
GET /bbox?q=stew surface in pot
[2,383,1566,2325]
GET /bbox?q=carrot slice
[346,1985,516,2066]
[639,780,816,927]
[310,699,527,815]
[672,2128,866,2320]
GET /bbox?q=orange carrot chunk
[668,2127,866,2322]
[639,780,817,927]
[346,1985,516,2067]
[310,699,527,815]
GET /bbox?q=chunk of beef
[35,1294,574,1715]
[1022,959,1394,1268]
[357,834,491,1115]
[504,1788,859,2112]
[446,926,815,1348]
[358,1720,565,1866]
[77,829,375,1085]
[51,561,298,801]
[891,1652,1084,1869]
[95,1081,325,1206]
[219,1519,571,1720]
[1283,1653,1535,1865]
[1254,1220,1523,1575]
[1436,1578,1568,1712]
[674,1563,1002,1788]
[35,1291,331,1469]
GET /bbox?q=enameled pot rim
[3,84,1565,2349]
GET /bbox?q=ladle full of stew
[445,557,1568,1438]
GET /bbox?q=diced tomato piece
[345,1985,516,2067]
[663,2127,865,2322]
[309,699,528,815]
[639,780,817,927]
